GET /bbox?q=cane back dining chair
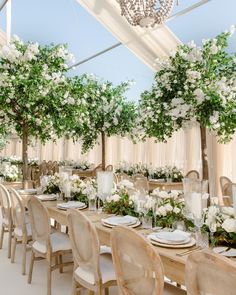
[185,170,200,179]
[134,177,149,195]
[27,196,72,295]
[111,225,186,295]
[220,176,233,206]
[186,250,236,295]
[67,209,117,295]
[9,188,32,275]
[0,183,13,258]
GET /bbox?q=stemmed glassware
[183,178,209,245]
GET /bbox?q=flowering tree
[70,74,138,170]
[0,36,82,183]
[139,26,236,179]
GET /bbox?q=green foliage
[139,26,236,144]
[103,189,138,217]
[68,74,138,153]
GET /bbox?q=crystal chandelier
[118,0,175,28]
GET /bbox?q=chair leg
[7,226,12,259]
[0,225,4,249]
[28,251,35,284]
[59,254,63,273]
[22,240,27,275]
[71,278,78,295]
[11,236,17,263]
[47,257,52,295]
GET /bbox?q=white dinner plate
[17,189,37,195]
[152,230,190,244]
[37,194,57,201]
[101,220,141,229]
[57,201,87,210]
[102,216,138,226]
[213,246,236,257]
[147,235,196,249]
[149,233,190,245]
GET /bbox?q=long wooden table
[43,200,189,285]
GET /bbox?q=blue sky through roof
[0,0,235,101]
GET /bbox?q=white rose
[111,194,121,202]
[221,207,235,217]
[165,204,173,212]
[222,218,236,233]
[173,207,181,214]
[156,206,167,217]
[158,191,169,199]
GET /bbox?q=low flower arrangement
[1,164,19,182]
[149,166,183,182]
[58,160,93,171]
[43,173,61,194]
[70,175,97,205]
[103,187,138,217]
[151,189,193,229]
[115,162,183,182]
[42,173,97,205]
[201,205,236,246]
[115,161,148,177]
[0,156,39,166]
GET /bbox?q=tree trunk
[22,125,29,183]
[101,131,106,171]
[200,125,209,180]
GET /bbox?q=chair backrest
[39,161,48,176]
[67,209,101,284]
[106,165,113,172]
[133,174,146,181]
[111,226,164,295]
[118,173,133,182]
[27,196,51,246]
[186,170,200,179]
[220,176,232,196]
[8,188,26,232]
[134,178,149,194]
[93,164,103,176]
[186,250,236,295]
[0,184,11,223]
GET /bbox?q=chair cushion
[100,245,112,254]
[32,232,71,254]
[2,217,9,226]
[164,283,186,295]
[14,223,32,238]
[74,253,116,285]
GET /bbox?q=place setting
[56,201,87,211]
[101,215,141,228]
[147,230,195,249]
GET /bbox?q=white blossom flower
[222,218,236,233]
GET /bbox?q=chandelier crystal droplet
[118,0,175,27]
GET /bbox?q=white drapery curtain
[1,125,235,200]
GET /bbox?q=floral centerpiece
[138,26,236,180]
[70,175,97,205]
[58,160,93,171]
[73,160,93,171]
[42,173,61,194]
[201,205,236,246]
[115,161,149,177]
[152,189,193,229]
[103,180,138,216]
[0,164,20,182]
[149,165,183,182]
